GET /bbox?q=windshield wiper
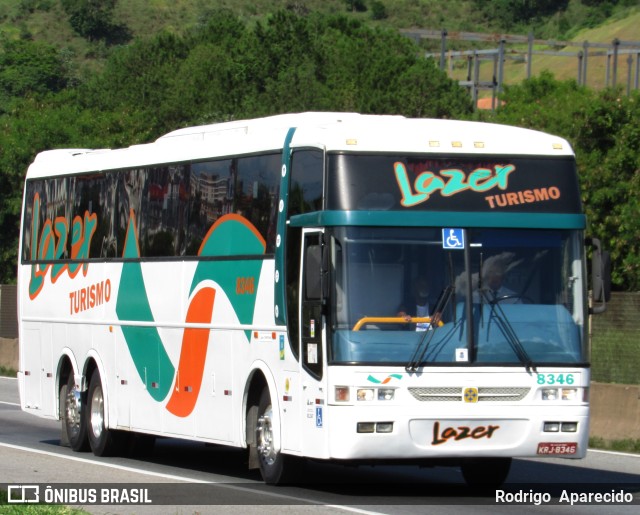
[480,289,537,372]
[406,285,455,372]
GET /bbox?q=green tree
[81,30,190,133]
[61,0,130,43]
[0,38,69,108]
[473,0,570,30]
[83,10,471,125]
[345,0,367,13]
[577,91,640,290]
[371,1,388,20]
[246,11,472,117]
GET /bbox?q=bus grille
[408,386,530,402]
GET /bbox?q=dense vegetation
[0,1,639,290]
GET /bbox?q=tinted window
[290,149,323,216]
[22,177,70,261]
[72,172,130,258]
[327,154,582,214]
[189,159,234,254]
[139,165,189,257]
[235,154,280,253]
[23,153,280,262]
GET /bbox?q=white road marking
[0,441,383,514]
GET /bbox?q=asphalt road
[1,376,639,514]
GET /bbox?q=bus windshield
[329,227,587,367]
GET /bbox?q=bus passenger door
[299,230,328,458]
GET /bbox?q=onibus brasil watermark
[7,484,151,505]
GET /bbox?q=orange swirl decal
[116,211,266,417]
[165,287,216,417]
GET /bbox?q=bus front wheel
[256,387,300,484]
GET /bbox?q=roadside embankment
[0,337,17,373]
[590,382,640,441]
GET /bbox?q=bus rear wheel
[87,370,124,456]
[256,387,300,484]
[62,374,89,451]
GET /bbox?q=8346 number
[537,373,575,385]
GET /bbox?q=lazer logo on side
[28,193,97,300]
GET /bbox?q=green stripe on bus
[289,211,586,229]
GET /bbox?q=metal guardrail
[403,29,640,109]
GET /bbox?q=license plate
[537,442,577,455]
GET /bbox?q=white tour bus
[18,112,609,486]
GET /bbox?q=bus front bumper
[325,404,589,461]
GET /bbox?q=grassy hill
[0,0,638,87]
[0,0,489,46]
[2,1,477,77]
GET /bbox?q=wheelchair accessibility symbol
[442,228,465,249]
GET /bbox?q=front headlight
[335,386,350,402]
[357,388,375,401]
[541,387,580,401]
[378,388,395,401]
[561,388,578,401]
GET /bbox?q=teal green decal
[274,127,297,325]
[191,214,266,340]
[116,213,174,401]
[367,373,403,384]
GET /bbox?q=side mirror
[588,238,611,314]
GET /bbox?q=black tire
[86,370,124,457]
[255,387,300,484]
[62,374,89,452]
[461,457,512,488]
[59,381,69,447]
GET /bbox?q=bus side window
[72,173,111,259]
[235,154,280,253]
[289,149,323,216]
[139,165,189,257]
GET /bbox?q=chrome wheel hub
[89,385,104,439]
[256,405,277,465]
[66,385,82,438]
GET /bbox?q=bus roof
[25,112,574,179]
